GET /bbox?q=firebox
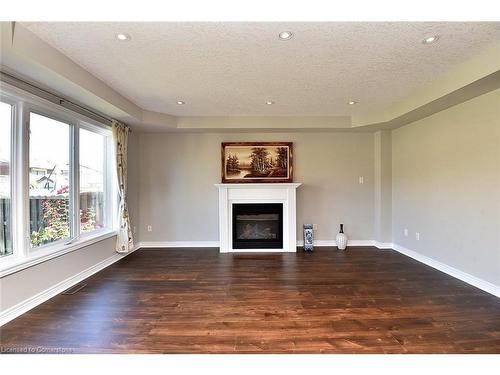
[232,203,283,249]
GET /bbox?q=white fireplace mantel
[215,183,302,253]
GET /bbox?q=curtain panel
[112,121,134,253]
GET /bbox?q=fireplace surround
[215,183,301,252]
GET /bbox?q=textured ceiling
[21,22,500,116]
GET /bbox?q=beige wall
[392,89,500,285]
[137,132,375,242]
[374,130,392,244]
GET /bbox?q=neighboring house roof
[36,176,55,184]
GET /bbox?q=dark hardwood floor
[1,247,499,353]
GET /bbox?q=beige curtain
[112,120,134,253]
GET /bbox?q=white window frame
[0,82,118,277]
[27,106,77,252]
[0,97,16,259]
[78,121,116,240]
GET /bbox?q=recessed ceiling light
[278,31,293,41]
[266,100,275,105]
[422,35,439,44]
[116,33,131,41]
[176,101,185,105]
[348,100,357,105]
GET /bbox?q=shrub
[30,197,96,246]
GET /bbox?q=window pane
[79,128,106,233]
[0,102,12,257]
[29,113,71,248]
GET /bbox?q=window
[0,81,116,275]
[0,101,12,257]
[79,128,107,234]
[29,113,72,248]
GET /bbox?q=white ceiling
[20,22,500,117]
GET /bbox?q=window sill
[0,230,118,278]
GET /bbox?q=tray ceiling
[20,22,500,117]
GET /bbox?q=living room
[0,0,499,372]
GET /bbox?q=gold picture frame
[221,142,293,183]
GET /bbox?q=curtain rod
[0,70,118,128]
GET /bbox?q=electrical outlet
[312,224,318,230]
[359,176,364,184]
[404,228,408,237]
[416,232,420,241]
[133,226,137,234]
[147,225,152,232]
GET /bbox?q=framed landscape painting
[221,142,293,183]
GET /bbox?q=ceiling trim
[176,116,352,130]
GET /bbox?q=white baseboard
[392,243,500,298]
[139,240,380,249]
[0,245,140,327]
[296,239,377,247]
[373,241,394,249]
[139,241,220,248]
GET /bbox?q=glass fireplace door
[232,203,283,249]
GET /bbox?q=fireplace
[216,183,301,252]
[232,203,283,249]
